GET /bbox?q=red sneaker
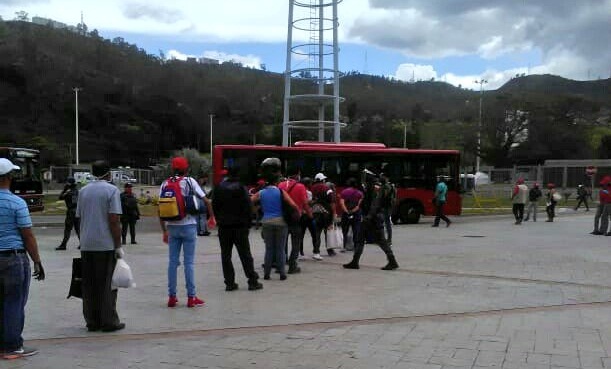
[167,296,178,308]
[187,296,205,308]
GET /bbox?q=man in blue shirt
[432,175,452,227]
[0,158,44,359]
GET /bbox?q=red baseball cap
[171,157,189,171]
[600,176,611,185]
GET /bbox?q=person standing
[511,178,529,225]
[159,157,206,308]
[196,175,211,236]
[310,173,337,259]
[574,184,590,211]
[0,158,44,359]
[211,166,262,291]
[76,160,125,332]
[342,179,398,270]
[120,183,140,245]
[379,172,396,245]
[339,177,363,253]
[545,183,558,222]
[251,158,298,281]
[298,177,316,258]
[56,177,80,250]
[432,175,452,227]
[278,167,312,274]
[524,182,542,222]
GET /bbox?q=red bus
[212,142,461,224]
[0,147,44,212]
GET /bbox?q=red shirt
[278,179,307,214]
[600,189,611,204]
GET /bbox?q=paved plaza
[6,209,611,368]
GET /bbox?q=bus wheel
[391,213,401,225]
[400,202,421,224]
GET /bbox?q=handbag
[111,259,136,289]
[326,224,343,250]
[184,178,200,215]
[67,257,82,299]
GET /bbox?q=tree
[14,11,29,22]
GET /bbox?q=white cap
[314,173,327,181]
[0,158,20,176]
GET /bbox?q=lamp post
[474,79,487,173]
[209,113,214,159]
[403,122,407,148]
[73,87,81,165]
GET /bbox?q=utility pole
[474,79,487,173]
[209,114,214,161]
[73,87,81,165]
[403,122,407,148]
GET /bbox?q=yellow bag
[158,196,180,220]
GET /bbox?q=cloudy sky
[1,0,609,89]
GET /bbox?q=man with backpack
[158,157,206,308]
[56,177,80,250]
[310,173,337,260]
[524,182,542,222]
[120,183,140,244]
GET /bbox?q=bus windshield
[0,147,44,212]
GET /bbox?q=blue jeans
[197,212,208,234]
[261,223,288,277]
[167,224,197,297]
[0,253,30,351]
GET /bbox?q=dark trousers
[60,210,80,247]
[299,215,316,255]
[341,212,362,251]
[0,253,30,351]
[546,202,556,221]
[512,203,525,222]
[286,223,303,267]
[218,227,259,287]
[81,251,120,330]
[353,215,393,259]
[121,219,137,243]
[433,201,451,226]
[575,197,589,211]
[312,213,331,254]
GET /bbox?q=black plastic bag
[67,257,82,299]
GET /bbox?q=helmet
[67,177,75,184]
[261,157,281,169]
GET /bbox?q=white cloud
[394,63,437,82]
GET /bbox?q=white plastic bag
[345,228,354,250]
[326,225,343,250]
[112,259,136,289]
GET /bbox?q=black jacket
[211,179,252,228]
[528,187,542,202]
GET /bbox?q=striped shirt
[0,189,32,250]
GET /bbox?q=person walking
[432,175,452,227]
[0,158,44,359]
[511,178,529,225]
[278,166,312,274]
[591,178,611,235]
[76,160,125,332]
[120,183,140,245]
[339,177,363,253]
[211,166,262,291]
[250,158,298,281]
[298,177,316,258]
[524,182,542,222]
[545,183,558,222]
[574,184,590,211]
[342,177,398,271]
[159,157,206,308]
[379,172,396,245]
[56,177,80,250]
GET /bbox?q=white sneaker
[312,253,323,261]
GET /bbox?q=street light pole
[73,87,81,165]
[474,79,487,173]
[403,122,407,148]
[209,114,214,159]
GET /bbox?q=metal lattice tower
[282,0,345,146]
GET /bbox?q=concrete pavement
[7,210,611,368]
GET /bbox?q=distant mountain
[0,20,609,167]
